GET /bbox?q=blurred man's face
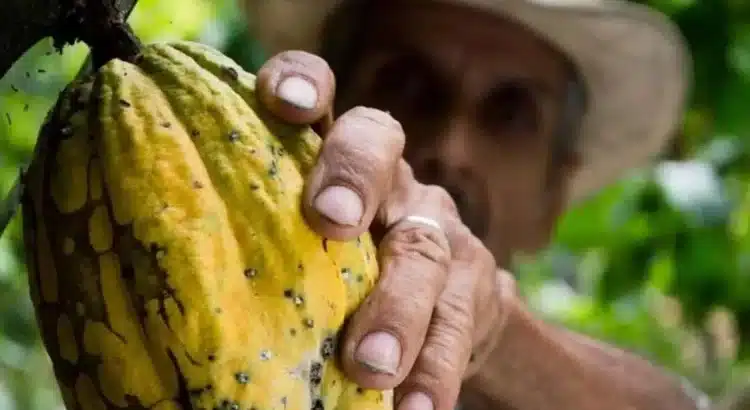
[334,0,581,265]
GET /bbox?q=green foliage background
[1,0,749,408]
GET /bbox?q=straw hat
[242,0,692,204]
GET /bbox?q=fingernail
[398,392,434,410]
[314,185,364,226]
[355,332,401,375]
[276,76,318,110]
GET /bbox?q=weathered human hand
[255,51,513,410]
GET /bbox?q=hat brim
[243,0,692,206]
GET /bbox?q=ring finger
[339,179,458,388]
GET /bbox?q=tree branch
[0,0,139,80]
[0,0,140,238]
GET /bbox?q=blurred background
[1,0,749,408]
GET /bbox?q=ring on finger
[389,214,449,242]
[402,215,442,231]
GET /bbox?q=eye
[478,81,539,135]
[368,52,449,117]
[373,53,426,98]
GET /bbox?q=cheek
[485,190,552,264]
[481,153,556,261]
[482,135,551,197]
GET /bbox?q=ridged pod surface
[21,40,390,410]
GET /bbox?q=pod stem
[51,0,143,69]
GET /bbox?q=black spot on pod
[161,121,171,128]
[188,385,212,397]
[309,362,322,386]
[218,399,241,410]
[244,268,257,278]
[320,336,335,360]
[293,294,304,306]
[119,99,131,107]
[303,318,314,329]
[312,399,325,410]
[322,238,328,252]
[235,372,250,384]
[223,66,239,81]
[284,289,305,306]
[60,124,73,138]
[229,130,240,142]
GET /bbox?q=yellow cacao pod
[21,40,391,410]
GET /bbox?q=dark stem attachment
[51,0,142,69]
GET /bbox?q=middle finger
[303,106,405,240]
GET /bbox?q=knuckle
[396,160,416,182]
[449,221,487,264]
[437,285,475,333]
[479,244,496,270]
[382,162,417,213]
[373,285,434,327]
[324,140,383,186]
[275,50,330,73]
[421,340,463,383]
[425,184,459,216]
[333,109,404,158]
[422,299,474,374]
[410,354,449,396]
[414,320,469,392]
[346,106,404,133]
[405,291,474,404]
[322,110,405,188]
[381,224,451,268]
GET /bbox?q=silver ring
[402,215,442,231]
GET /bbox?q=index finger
[256,50,336,126]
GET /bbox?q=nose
[409,119,474,185]
[407,124,491,239]
[408,124,479,224]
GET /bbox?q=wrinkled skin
[250,1,704,410]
